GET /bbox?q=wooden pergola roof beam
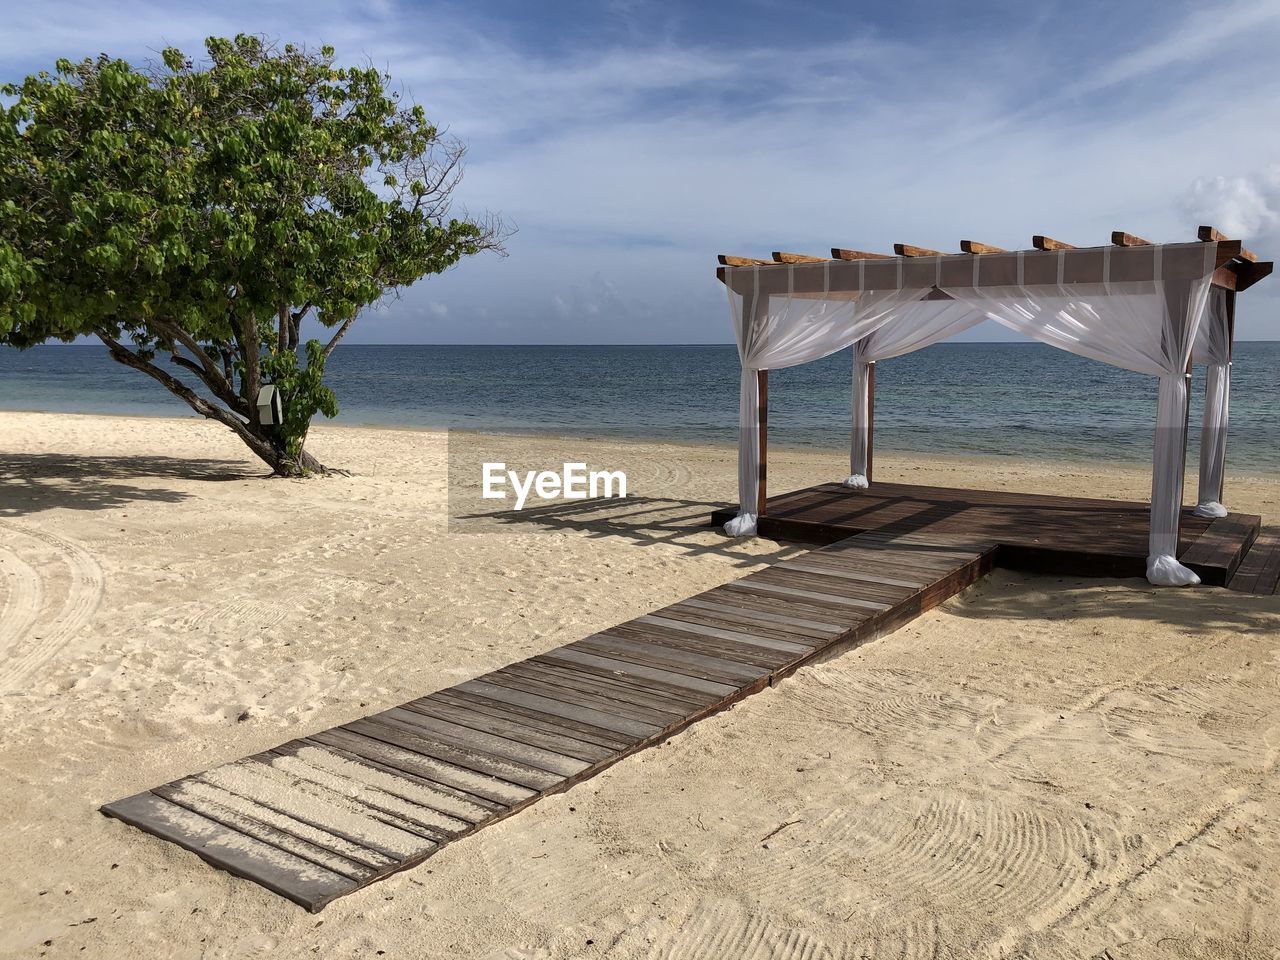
[960,240,1005,255]
[772,251,828,264]
[1198,225,1258,263]
[1229,259,1273,292]
[1211,239,1244,268]
[718,255,773,267]
[1032,235,1074,251]
[894,243,945,257]
[717,238,1267,294]
[1111,231,1152,247]
[831,248,893,261]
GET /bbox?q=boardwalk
[102,529,995,911]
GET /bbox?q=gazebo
[716,228,1272,586]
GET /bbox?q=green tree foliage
[0,35,503,475]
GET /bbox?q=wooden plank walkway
[710,482,1262,586]
[102,530,997,911]
[1227,530,1280,595]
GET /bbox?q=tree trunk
[295,447,327,475]
[95,330,329,478]
[258,429,328,477]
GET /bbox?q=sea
[1,342,1278,473]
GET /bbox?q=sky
[3,0,1280,343]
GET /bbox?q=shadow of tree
[949,569,1280,636]
[460,493,1280,618]
[457,494,808,568]
[0,453,260,516]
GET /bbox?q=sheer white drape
[846,339,871,490]
[846,299,986,487]
[725,264,933,535]
[1192,287,1231,518]
[941,244,1217,586]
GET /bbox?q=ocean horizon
[2,341,1278,474]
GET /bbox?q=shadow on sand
[457,493,808,569]
[0,453,260,516]
[465,494,1279,632]
[946,567,1280,635]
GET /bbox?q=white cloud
[1181,168,1280,241]
[1177,165,1280,340]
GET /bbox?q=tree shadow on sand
[456,494,808,569]
[0,453,261,517]
[464,495,1279,632]
[947,568,1280,636]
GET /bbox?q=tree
[0,35,503,475]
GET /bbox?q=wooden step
[1227,530,1280,595]
[1180,514,1262,586]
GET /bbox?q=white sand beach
[2,410,1279,959]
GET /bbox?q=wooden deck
[709,481,1261,587]
[102,529,995,911]
[1228,531,1280,594]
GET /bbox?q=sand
[1,410,1278,959]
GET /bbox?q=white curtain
[1191,287,1231,518]
[724,264,933,535]
[846,299,986,487]
[942,244,1217,586]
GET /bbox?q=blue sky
[4,0,1280,342]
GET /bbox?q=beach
[3,409,1279,959]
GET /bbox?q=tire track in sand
[0,520,104,694]
[0,545,43,662]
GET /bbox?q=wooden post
[866,360,875,483]
[756,369,768,517]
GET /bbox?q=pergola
[716,227,1272,586]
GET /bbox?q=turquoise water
[1,342,1277,473]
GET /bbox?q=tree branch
[153,319,248,414]
[94,329,277,468]
[321,314,357,360]
[166,353,249,414]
